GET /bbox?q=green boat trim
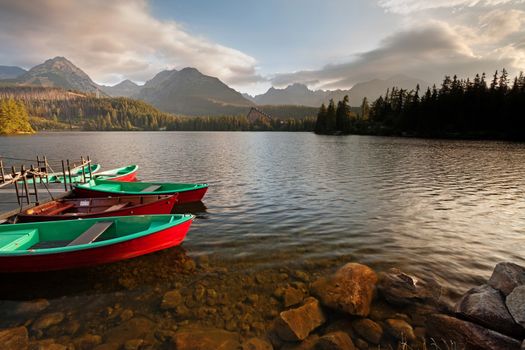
[0,214,194,256]
[75,179,208,195]
[93,165,139,180]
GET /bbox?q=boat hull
[17,195,178,223]
[73,186,208,204]
[0,219,192,272]
[103,170,137,182]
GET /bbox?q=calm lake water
[0,132,524,344]
[0,132,524,289]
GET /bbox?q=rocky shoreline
[0,254,524,350]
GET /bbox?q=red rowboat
[0,214,194,272]
[74,180,208,204]
[16,194,178,222]
[93,165,139,182]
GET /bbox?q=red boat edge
[73,186,208,204]
[16,194,179,223]
[0,218,193,273]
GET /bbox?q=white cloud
[0,0,262,85]
[271,20,518,89]
[378,0,524,14]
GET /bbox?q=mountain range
[0,56,428,116]
[247,76,429,107]
[0,65,27,80]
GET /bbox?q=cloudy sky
[0,0,524,94]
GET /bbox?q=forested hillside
[0,86,315,132]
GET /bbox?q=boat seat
[67,221,113,246]
[0,229,38,251]
[141,185,161,192]
[46,203,75,216]
[104,202,130,212]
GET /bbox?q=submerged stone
[0,326,29,350]
[172,326,240,350]
[315,331,355,350]
[274,297,326,341]
[377,268,441,306]
[160,290,183,310]
[311,263,377,317]
[384,319,415,342]
[32,312,65,331]
[241,337,273,350]
[13,299,50,316]
[351,318,383,344]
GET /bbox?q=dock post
[12,166,20,205]
[43,156,49,183]
[0,160,4,183]
[66,159,73,190]
[87,156,92,180]
[61,160,68,192]
[21,165,30,205]
[30,165,39,205]
[81,156,86,183]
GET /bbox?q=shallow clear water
[1,131,524,292]
[2,132,525,347]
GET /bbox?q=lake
[0,131,524,345]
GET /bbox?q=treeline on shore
[0,98,34,134]
[315,69,525,140]
[0,93,315,133]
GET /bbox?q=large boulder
[274,297,326,341]
[377,268,442,307]
[455,284,523,337]
[0,326,29,350]
[172,326,240,350]
[506,285,525,329]
[488,262,525,296]
[426,314,522,350]
[311,263,377,317]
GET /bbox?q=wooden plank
[104,202,129,212]
[141,185,161,192]
[67,221,113,246]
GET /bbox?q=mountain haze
[14,57,103,94]
[0,66,27,79]
[251,75,429,107]
[135,67,254,116]
[100,79,141,97]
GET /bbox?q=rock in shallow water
[0,326,28,350]
[506,285,525,329]
[315,331,355,350]
[488,262,525,296]
[455,284,523,337]
[384,319,415,342]
[13,299,49,316]
[426,313,522,350]
[377,268,442,307]
[160,290,183,310]
[311,263,377,317]
[172,326,240,350]
[351,318,382,345]
[274,297,326,341]
[32,312,65,331]
[241,337,273,350]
